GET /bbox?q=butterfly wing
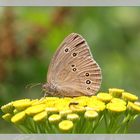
[47,33,102,96]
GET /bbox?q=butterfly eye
[72,53,77,57]
[73,68,77,72]
[85,73,89,76]
[86,80,91,84]
[64,48,69,52]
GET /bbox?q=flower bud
[48,114,61,124]
[127,102,140,114]
[67,113,79,122]
[2,113,12,122]
[1,102,14,113]
[84,110,98,121]
[109,88,124,98]
[25,104,46,116]
[13,99,31,111]
[106,103,126,113]
[87,100,105,112]
[111,98,126,106]
[33,111,47,122]
[59,120,73,132]
[97,92,112,103]
[46,107,59,115]
[70,105,85,114]
[122,92,138,102]
[11,111,26,124]
[60,109,72,118]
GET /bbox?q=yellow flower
[69,101,79,106]
[11,111,26,124]
[59,109,72,118]
[122,92,138,102]
[59,120,73,132]
[85,106,96,111]
[91,96,98,100]
[127,102,140,114]
[111,98,126,106]
[72,96,89,106]
[48,114,61,124]
[97,92,112,102]
[33,111,47,122]
[69,105,86,114]
[45,97,59,101]
[62,97,72,103]
[84,110,98,120]
[33,98,57,106]
[67,113,79,122]
[109,88,124,98]
[13,99,31,111]
[55,99,70,111]
[74,96,89,100]
[71,100,87,107]
[31,99,39,105]
[106,103,126,113]
[134,101,140,107]
[87,99,105,112]
[32,98,46,106]
[2,113,12,122]
[1,102,14,113]
[44,97,60,107]
[46,107,59,114]
[25,104,46,116]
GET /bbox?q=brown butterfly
[43,33,102,97]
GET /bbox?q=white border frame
[0,0,140,6]
[0,134,140,140]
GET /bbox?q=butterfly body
[43,33,102,97]
[43,82,85,97]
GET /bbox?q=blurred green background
[0,7,140,133]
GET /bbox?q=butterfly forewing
[47,33,102,96]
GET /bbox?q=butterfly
[42,33,102,97]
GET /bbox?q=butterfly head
[42,83,50,92]
[42,83,57,95]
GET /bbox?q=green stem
[77,114,85,133]
[104,110,109,133]
[82,120,93,133]
[123,115,136,133]
[72,120,79,134]
[91,114,103,133]
[107,113,119,133]
[44,121,51,133]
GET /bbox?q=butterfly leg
[44,92,49,97]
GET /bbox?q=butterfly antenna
[25,83,42,90]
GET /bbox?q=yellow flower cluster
[1,88,140,133]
